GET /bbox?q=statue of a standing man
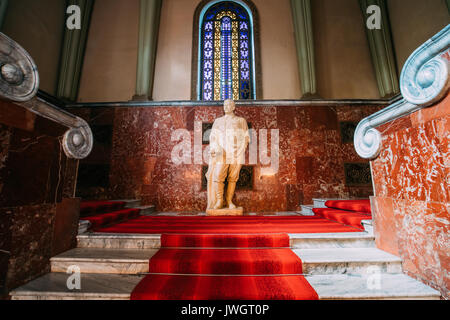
[206,99,249,215]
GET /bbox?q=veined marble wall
[371,92,450,299]
[82,104,384,212]
[0,100,80,297]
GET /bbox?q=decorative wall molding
[21,97,93,159]
[0,32,93,159]
[400,26,450,106]
[57,0,95,102]
[355,25,450,160]
[290,0,317,98]
[0,32,39,102]
[359,0,399,98]
[133,0,162,101]
[67,97,396,109]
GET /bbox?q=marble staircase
[77,199,156,234]
[10,229,441,300]
[300,198,374,234]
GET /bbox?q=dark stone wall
[0,100,80,298]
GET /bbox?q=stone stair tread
[52,248,157,263]
[111,199,142,208]
[78,233,161,240]
[289,232,373,239]
[77,233,161,249]
[306,273,441,300]
[294,248,401,263]
[10,273,143,300]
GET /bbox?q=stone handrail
[0,32,92,159]
[355,25,450,160]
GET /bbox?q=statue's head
[224,99,236,114]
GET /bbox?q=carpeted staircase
[132,234,318,300]
[79,200,155,232]
[9,199,441,300]
[312,200,372,231]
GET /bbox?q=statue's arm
[243,119,250,148]
[209,121,220,157]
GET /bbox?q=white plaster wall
[388,0,449,72]
[153,0,302,100]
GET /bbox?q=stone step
[289,233,375,249]
[361,219,373,235]
[10,272,440,301]
[312,198,336,208]
[111,199,142,208]
[78,220,91,235]
[306,273,441,300]
[10,273,143,300]
[294,248,402,275]
[299,205,314,216]
[77,233,161,249]
[51,248,157,274]
[77,233,376,250]
[138,205,156,215]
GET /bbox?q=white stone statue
[206,99,250,215]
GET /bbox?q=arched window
[198,1,256,101]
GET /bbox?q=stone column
[57,0,95,102]
[359,0,399,98]
[133,0,162,101]
[290,0,317,98]
[0,0,8,30]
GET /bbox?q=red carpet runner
[94,215,361,234]
[313,200,372,230]
[80,201,140,229]
[131,234,319,300]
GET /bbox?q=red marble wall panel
[106,104,382,212]
[371,93,450,298]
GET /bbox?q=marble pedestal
[206,207,244,216]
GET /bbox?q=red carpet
[312,208,370,230]
[80,200,141,230]
[324,199,371,214]
[131,234,318,300]
[131,275,318,300]
[311,199,372,230]
[80,201,127,216]
[86,208,141,229]
[161,233,290,248]
[94,215,361,234]
[149,248,303,275]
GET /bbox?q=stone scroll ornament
[0,32,93,159]
[354,25,450,160]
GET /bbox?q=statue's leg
[213,164,227,210]
[226,164,242,209]
[206,163,215,210]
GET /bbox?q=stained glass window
[200,1,254,101]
